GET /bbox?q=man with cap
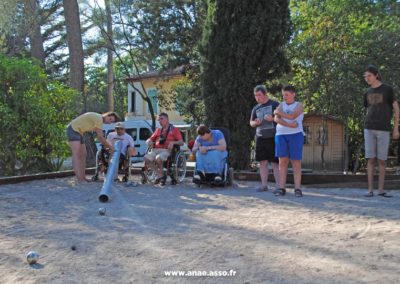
[106,122,136,181]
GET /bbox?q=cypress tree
[201,0,290,169]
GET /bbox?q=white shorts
[364,129,390,160]
[144,148,171,162]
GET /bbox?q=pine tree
[201,0,290,169]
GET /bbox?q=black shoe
[193,174,201,183]
[171,179,177,185]
[294,188,303,197]
[273,188,286,196]
[214,175,222,183]
[160,176,167,186]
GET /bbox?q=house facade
[124,67,186,125]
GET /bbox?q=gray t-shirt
[251,99,279,138]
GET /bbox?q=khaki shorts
[144,148,171,162]
[364,129,390,160]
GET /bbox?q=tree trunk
[105,0,114,111]
[63,0,94,164]
[63,0,85,110]
[24,0,45,67]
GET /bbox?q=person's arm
[393,100,399,139]
[250,109,262,127]
[274,103,304,120]
[168,128,184,149]
[250,118,262,127]
[191,140,201,155]
[127,136,137,156]
[274,116,298,128]
[95,128,113,150]
[106,133,113,144]
[168,139,184,151]
[203,138,227,152]
[146,129,159,147]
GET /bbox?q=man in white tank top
[273,86,304,197]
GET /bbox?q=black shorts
[255,136,278,163]
[66,124,84,144]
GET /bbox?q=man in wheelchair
[144,112,184,185]
[93,122,136,182]
[192,125,228,185]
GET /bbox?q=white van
[99,119,191,163]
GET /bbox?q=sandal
[364,192,374,197]
[377,192,392,198]
[294,188,303,197]
[273,188,286,196]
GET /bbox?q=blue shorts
[275,132,304,160]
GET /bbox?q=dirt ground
[0,176,399,284]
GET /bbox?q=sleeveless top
[276,101,304,135]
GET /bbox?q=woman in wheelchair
[192,125,228,184]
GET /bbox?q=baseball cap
[115,122,125,129]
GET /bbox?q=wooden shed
[302,113,345,172]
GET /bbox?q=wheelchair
[91,145,132,182]
[193,127,233,187]
[141,144,187,185]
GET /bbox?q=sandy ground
[0,176,400,284]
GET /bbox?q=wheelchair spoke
[175,154,187,182]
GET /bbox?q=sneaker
[198,171,206,180]
[214,175,222,182]
[193,174,201,183]
[160,176,167,186]
[294,188,303,197]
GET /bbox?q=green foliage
[0,0,18,34]
[85,61,128,117]
[171,75,205,125]
[201,0,291,169]
[128,0,207,70]
[289,0,400,170]
[0,55,79,176]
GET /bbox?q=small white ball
[98,207,106,215]
[26,251,39,264]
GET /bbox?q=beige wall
[126,74,186,124]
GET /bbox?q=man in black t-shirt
[250,85,280,192]
[363,65,399,198]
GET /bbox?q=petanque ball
[98,207,106,215]
[26,251,39,264]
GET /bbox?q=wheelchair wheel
[174,152,187,183]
